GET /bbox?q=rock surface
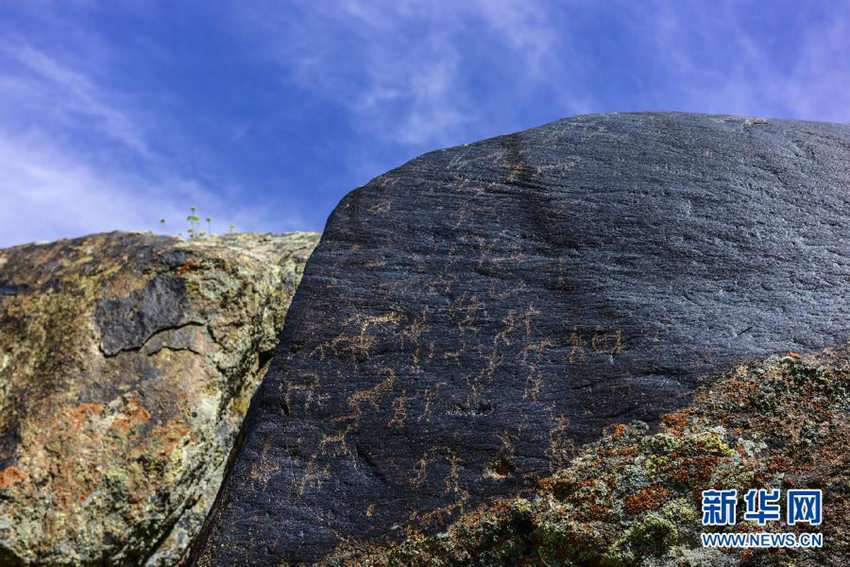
[327,347,850,566]
[0,231,319,565]
[193,112,850,565]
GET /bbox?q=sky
[1,0,849,247]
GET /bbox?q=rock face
[193,113,850,565]
[0,231,319,565]
[328,348,850,566]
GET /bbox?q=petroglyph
[347,368,396,426]
[569,325,625,363]
[400,308,428,367]
[521,339,554,403]
[410,446,468,511]
[319,428,352,458]
[311,312,404,360]
[369,201,392,215]
[419,382,446,422]
[495,304,539,347]
[196,114,850,564]
[388,390,408,429]
[591,325,624,355]
[297,457,332,496]
[568,326,587,363]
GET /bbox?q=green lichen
[0,232,320,566]
[328,351,850,566]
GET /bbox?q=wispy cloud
[1,39,151,155]
[0,122,297,246]
[633,0,850,121]
[0,132,196,245]
[775,16,850,122]
[0,31,299,247]
[236,0,572,147]
[1,1,849,247]
[259,0,850,136]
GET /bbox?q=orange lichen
[0,466,27,489]
[110,403,152,434]
[624,485,671,515]
[328,350,850,566]
[177,258,201,274]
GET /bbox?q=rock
[327,347,850,566]
[0,231,319,565]
[192,112,850,565]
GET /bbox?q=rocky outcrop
[0,231,319,565]
[327,348,850,566]
[192,112,850,565]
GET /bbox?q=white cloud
[469,0,557,74]
[0,35,302,248]
[0,38,184,246]
[236,0,570,147]
[3,0,850,247]
[0,129,211,246]
[635,0,850,122]
[778,17,850,122]
[0,125,303,247]
[1,39,152,155]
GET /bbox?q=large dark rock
[192,112,850,565]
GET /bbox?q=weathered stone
[0,231,319,565]
[192,112,850,565]
[327,348,850,566]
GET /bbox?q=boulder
[328,348,850,566]
[0,231,319,565]
[192,112,850,564]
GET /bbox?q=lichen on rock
[327,349,849,566]
[0,231,319,565]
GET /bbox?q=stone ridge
[0,231,319,565]
[193,112,850,564]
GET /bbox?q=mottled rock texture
[0,231,319,565]
[328,348,850,566]
[193,112,850,565]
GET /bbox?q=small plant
[186,206,205,240]
[156,207,224,240]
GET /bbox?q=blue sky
[1,1,849,247]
